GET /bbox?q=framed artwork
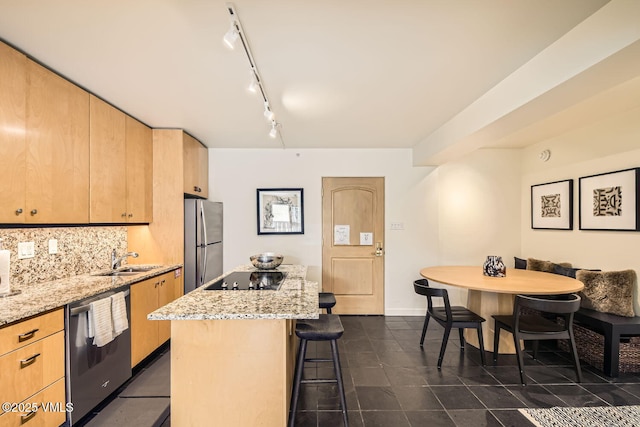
[257,188,304,235]
[579,168,640,231]
[531,179,573,230]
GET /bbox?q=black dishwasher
[65,285,132,425]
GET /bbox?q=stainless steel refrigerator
[184,200,223,293]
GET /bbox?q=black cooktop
[203,271,287,291]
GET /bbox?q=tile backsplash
[0,227,127,287]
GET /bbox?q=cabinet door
[125,115,153,223]
[130,277,160,368]
[196,141,209,199]
[157,272,174,344]
[0,42,26,223]
[183,134,208,198]
[26,60,90,223]
[90,95,126,222]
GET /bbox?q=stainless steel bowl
[250,253,284,270]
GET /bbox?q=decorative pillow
[526,258,572,273]
[576,270,637,317]
[514,257,527,270]
[553,264,601,279]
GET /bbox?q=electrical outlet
[18,241,35,259]
[48,239,58,254]
[390,222,404,230]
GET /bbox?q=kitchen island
[148,264,319,427]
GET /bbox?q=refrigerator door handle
[200,200,208,247]
[200,245,207,287]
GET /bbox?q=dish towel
[111,292,129,336]
[89,297,114,347]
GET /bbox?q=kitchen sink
[95,271,141,277]
[93,265,158,277]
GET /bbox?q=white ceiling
[1,0,638,163]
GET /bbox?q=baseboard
[384,308,426,316]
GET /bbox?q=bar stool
[288,314,348,427]
[319,292,336,313]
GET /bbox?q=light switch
[390,222,404,230]
[48,239,58,254]
[18,241,35,259]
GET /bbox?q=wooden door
[322,177,385,314]
[90,95,126,222]
[26,60,90,223]
[0,42,26,223]
[125,115,153,223]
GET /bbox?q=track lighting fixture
[247,70,259,93]
[269,122,278,138]
[263,102,275,121]
[223,22,239,49]
[223,3,284,146]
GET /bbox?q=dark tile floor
[82,316,640,427]
[290,315,640,427]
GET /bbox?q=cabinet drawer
[0,377,66,427]
[0,331,64,405]
[0,309,63,356]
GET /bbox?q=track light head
[223,22,239,49]
[248,70,259,93]
[269,122,278,138]
[263,102,275,121]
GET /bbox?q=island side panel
[171,318,291,426]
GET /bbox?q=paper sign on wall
[334,225,350,245]
[360,232,373,245]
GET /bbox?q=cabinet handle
[128,213,133,218]
[30,209,37,216]
[160,279,166,286]
[154,281,160,288]
[121,212,127,218]
[18,328,39,342]
[193,186,199,192]
[20,410,37,424]
[15,208,23,216]
[19,353,41,368]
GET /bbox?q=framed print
[257,188,304,235]
[579,168,640,231]
[531,179,573,230]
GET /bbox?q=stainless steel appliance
[203,271,287,291]
[66,286,132,425]
[184,200,223,293]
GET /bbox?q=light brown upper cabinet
[183,133,208,198]
[0,42,90,224]
[125,116,153,223]
[26,60,90,223]
[0,42,27,223]
[90,95,152,223]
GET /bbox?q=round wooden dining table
[420,265,584,353]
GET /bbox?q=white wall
[208,147,523,315]
[521,105,640,314]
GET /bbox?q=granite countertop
[148,264,319,321]
[0,264,182,327]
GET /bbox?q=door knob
[375,242,384,257]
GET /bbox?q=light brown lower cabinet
[0,308,66,427]
[171,318,297,426]
[130,270,183,367]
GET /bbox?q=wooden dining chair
[413,279,486,368]
[492,293,582,385]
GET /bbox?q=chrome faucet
[111,249,139,270]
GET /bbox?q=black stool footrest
[304,357,332,363]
